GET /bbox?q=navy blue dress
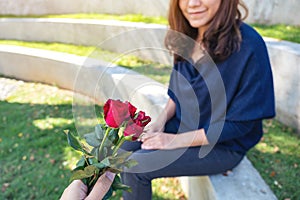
[166,23,275,154]
[121,23,276,200]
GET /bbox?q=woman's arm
[141,120,259,150]
[141,128,209,150]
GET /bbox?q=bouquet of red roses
[64,99,151,199]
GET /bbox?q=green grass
[247,120,300,200]
[0,78,186,200]
[251,23,300,44]
[0,13,168,25]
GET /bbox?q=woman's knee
[120,141,142,152]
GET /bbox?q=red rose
[103,99,136,128]
[126,101,137,118]
[124,111,151,141]
[135,111,151,126]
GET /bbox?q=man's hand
[60,171,115,200]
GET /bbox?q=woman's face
[179,0,221,33]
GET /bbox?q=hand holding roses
[65,99,151,199]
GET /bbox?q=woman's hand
[141,132,179,150]
[60,171,115,200]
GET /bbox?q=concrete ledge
[265,38,300,132]
[0,18,170,65]
[209,157,277,200]
[180,157,277,200]
[0,18,167,46]
[0,0,169,17]
[0,45,277,199]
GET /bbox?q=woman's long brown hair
[165,0,248,62]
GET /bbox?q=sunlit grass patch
[0,13,168,25]
[251,23,300,44]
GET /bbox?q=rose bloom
[103,99,137,128]
[124,111,151,141]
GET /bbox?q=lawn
[0,77,186,200]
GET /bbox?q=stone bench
[180,157,277,200]
[0,45,278,199]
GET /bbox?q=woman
[121,0,275,199]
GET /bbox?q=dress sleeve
[203,120,260,143]
[225,39,276,121]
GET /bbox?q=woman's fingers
[141,133,178,150]
[139,132,160,142]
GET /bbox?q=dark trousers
[120,141,244,200]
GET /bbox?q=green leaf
[112,175,132,192]
[123,159,138,169]
[76,156,86,167]
[102,186,113,200]
[70,165,99,182]
[92,162,106,169]
[103,137,113,147]
[102,147,108,158]
[72,165,85,171]
[100,157,111,167]
[113,182,132,192]
[91,147,99,160]
[111,151,132,164]
[95,124,105,139]
[87,157,98,165]
[98,151,134,172]
[65,130,83,151]
[84,132,101,147]
[113,174,121,184]
[108,128,119,145]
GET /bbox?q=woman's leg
[121,146,244,200]
[120,140,142,152]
